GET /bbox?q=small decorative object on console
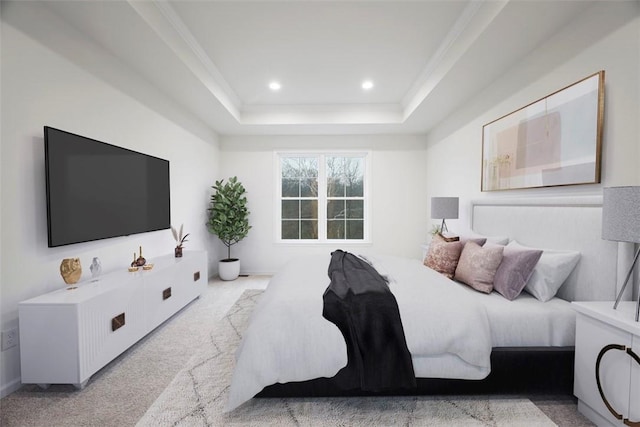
[60,258,82,285]
[129,252,139,271]
[143,264,154,270]
[135,246,146,266]
[89,257,102,280]
[171,224,189,258]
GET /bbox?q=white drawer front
[575,313,632,425]
[78,282,145,380]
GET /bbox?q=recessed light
[362,80,374,90]
[269,81,281,91]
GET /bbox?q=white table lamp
[602,186,640,321]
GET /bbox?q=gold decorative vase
[60,258,82,285]
[135,246,146,266]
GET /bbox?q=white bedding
[226,253,575,411]
[463,287,575,347]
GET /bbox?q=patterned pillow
[454,242,504,293]
[423,233,463,279]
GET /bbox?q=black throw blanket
[322,250,416,392]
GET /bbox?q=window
[277,152,369,242]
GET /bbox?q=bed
[227,196,632,411]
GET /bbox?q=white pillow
[510,241,581,302]
[460,230,509,246]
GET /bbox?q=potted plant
[207,176,251,280]
[171,224,189,257]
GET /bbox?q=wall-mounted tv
[44,126,171,247]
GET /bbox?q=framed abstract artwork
[481,71,604,191]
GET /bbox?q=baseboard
[1,377,22,398]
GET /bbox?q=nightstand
[572,301,640,426]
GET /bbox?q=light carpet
[137,289,556,426]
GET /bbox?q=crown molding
[128,0,508,127]
[401,0,509,120]
[127,0,242,120]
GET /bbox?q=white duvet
[226,253,492,411]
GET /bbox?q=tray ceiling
[40,0,595,135]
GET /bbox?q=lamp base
[613,246,640,322]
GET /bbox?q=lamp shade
[431,197,459,220]
[602,186,640,243]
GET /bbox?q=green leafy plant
[207,176,251,260]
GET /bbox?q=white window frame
[274,151,371,244]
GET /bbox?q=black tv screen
[44,126,171,247]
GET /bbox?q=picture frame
[481,71,605,192]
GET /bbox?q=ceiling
[42,0,596,136]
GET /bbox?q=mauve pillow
[457,231,509,246]
[492,241,543,300]
[454,241,504,293]
[423,233,463,279]
[458,235,487,246]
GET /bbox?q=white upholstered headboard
[471,196,634,302]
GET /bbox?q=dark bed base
[257,347,575,398]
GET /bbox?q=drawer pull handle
[111,313,125,332]
[163,287,172,300]
[596,344,640,427]
[193,271,200,282]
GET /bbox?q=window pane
[326,156,343,178]
[300,220,318,239]
[300,177,318,197]
[345,158,364,197]
[327,177,344,197]
[327,220,345,239]
[281,157,300,178]
[300,158,318,177]
[301,200,318,219]
[346,177,364,197]
[346,220,364,239]
[282,220,299,239]
[327,200,345,219]
[281,200,299,219]
[282,178,299,197]
[346,200,363,219]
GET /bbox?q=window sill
[275,240,372,246]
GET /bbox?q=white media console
[18,251,207,389]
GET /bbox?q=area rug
[137,290,556,426]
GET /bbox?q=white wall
[0,3,220,396]
[425,1,640,231]
[218,135,428,274]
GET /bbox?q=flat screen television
[44,126,171,247]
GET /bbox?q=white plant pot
[218,259,240,281]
